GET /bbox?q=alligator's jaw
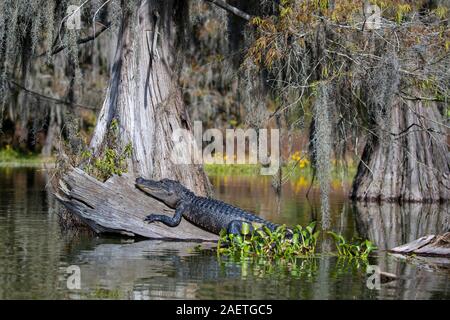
[135,177,162,195]
[135,177,181,208]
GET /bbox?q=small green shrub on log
[80,119,133,181]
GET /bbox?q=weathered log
[389,232,450,257]
[54,168,218,241]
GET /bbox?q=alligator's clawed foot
[144,214,157,223]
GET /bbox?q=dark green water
[0,167,448,299]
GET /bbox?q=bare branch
[37,22,111,57]
[8,79,97,110]
[399,91,445,103]
[203,0,251,21]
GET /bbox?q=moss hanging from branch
[366,53,400,139]
[312,82,333,220]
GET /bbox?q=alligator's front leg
[144,202,188,227]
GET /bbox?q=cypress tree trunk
[351,98,449,202]
[89,0,209,195]
[54,0,215,239]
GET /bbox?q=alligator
[135,177,284,236]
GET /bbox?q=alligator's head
[135,177,193,208]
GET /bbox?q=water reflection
[355,202,449,250]
[65,238,378,300]
[0,167,66,299]
[354,201,449,299]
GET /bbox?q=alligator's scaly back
[136,177,280,236]
[186,196,279,235]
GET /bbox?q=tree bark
[351,97,449,202]
[55,0,212,239]
[89,0,209,194]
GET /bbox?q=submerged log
[389,232,450,257]
[54,168,218,241]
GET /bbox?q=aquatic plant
[217,221,377,261]
[328,231,377,259]
[217,221,320,260]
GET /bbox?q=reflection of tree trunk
[89,0,209,194]
[355,202,449,250]
[71,240,213,299]
[351,98,449,202]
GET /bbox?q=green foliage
[0,145,47,166]
[217,222,320,260]
[83,145,132,181]
[395,4,412,24]
[0,145,21,160]
[81,119,133,181]
[204,163,261,176]
[434,6,449,19]
[205,161,356,179]
[328,231,377,259]
[89,287,121,299]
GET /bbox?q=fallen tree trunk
[389,232,450,257]
[55,167,217,241]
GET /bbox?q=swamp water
[0,167,448,299]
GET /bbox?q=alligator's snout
[135,177,158,187]
[135,177,157,191]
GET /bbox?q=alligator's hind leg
[226,220,254,236]
[144,203,188,227]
